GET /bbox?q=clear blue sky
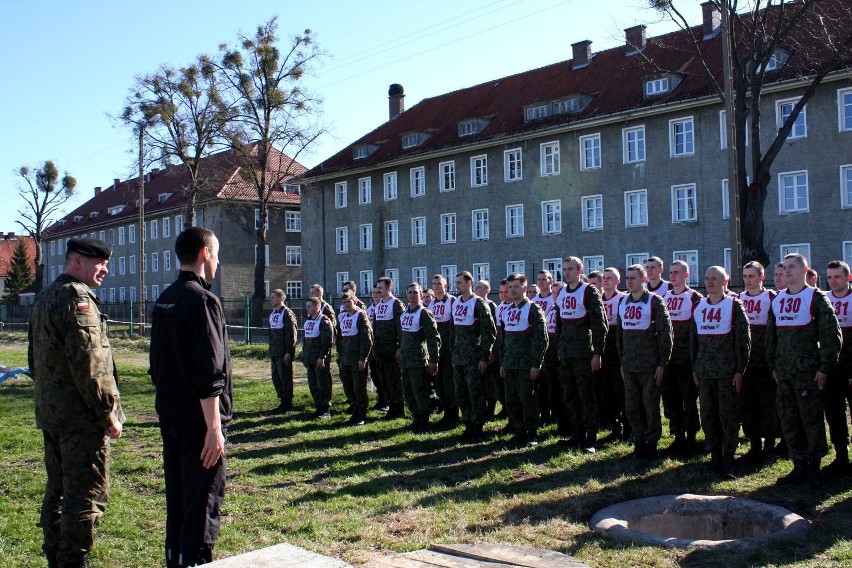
[0,0,702,233]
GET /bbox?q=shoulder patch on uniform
[77,298,90,311]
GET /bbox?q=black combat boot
[562,427,584,448]
[437,406,459,429]
[719,454,736,480]
[825,442,851,474]
[383,402,405,420]
[583,430,597,454]
[707,451,723,474]
[526,428,539,446]
[805,458,823,488]
[742,437,763,464]
[777,458,807,485]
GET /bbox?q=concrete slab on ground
[207,543,353,568]
[364,544,589,568]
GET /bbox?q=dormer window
[89,211,100,219]
[108,205,125,215]
[553,98,580,114]
[401,132,430,150]
[353,144,380,160]
[757,49,789,74]
[73,215,83,222]
[135,198,150,208]
[284,183,300,194]
[57,219,67,226]
[158,192,174,204]
[525,104,550,121]
[524,95,592,123]
[644,74,682,97]
[458,118,489,138]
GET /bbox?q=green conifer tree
[2,240,34,304]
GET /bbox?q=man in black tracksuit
[150,227,233,567]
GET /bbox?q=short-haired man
[397,283,441,433]
[430,274,458,427]
[586,270,603,291]
[824,260,852,473]
[531,270,559,426]
[600,268,628,442]
[617,264,673,459]
[691,266,751,479]
[452,271,497,441]
[373,277,407,419]
[492,279,513,419]
[555,256,608,453]
[302,297,335,419]
[806,268,819,289]
[661,260,704,456]
[526,284,540,300]
[29,237,124,568]
[768,254,842,487]
[475,279,502,421]
[337,291,373,425]
[310,283,338,327]
[645,256,671,296]
[366,286,388,411]
[738,261,781,465]
[500,273,549,446]
[150,227,231,566]
[773,262,787,291]
[268,289,298,413]
[339,281,366,312]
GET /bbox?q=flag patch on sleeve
[77,299,90,310]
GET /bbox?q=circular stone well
[590,494,811,549]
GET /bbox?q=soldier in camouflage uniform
[28,237,125,568]
[268,289,298,413]
[767,253,842,487]
[823,260,852,473]
[397,283,441,433]
[452,271,497,441]
[499,273,548,446]
[302,297,335,418]
[617,265,673,459]
[337,291,373,425]
[600,269,628,442]
[373,277,407,419]
[475,279,503,422]
[431,274,458,427]
[691,266,751,479]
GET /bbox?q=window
[286,246,302,266]
[472,263,490,283]
[49,240,56,257]
[335,182,347,208]
[162,217,170,238]
[459,120,479,137]
[109,288,116,303]
[776,98,807,139]
[471,155,488,187]
[506,260,525,275]
[505,205,524,237]
[99,230,105,242]
[439,161,456,192]
[359,224,373,251]
[265,281,271,299]
[671,184,698,223]
[49,266,56,281]
[336,272,349,295]
[354,146,369,159]
[440,213,456,244]
[384,172,398,200]
[118,227,125,245]
[525,104,550,121]
[410,167,426,197]
[719,110,728,150]
[841,165,852,208]
[778,171,809,213]
[129,255,136,274]
[108,229,115,245]
[543,258,562,281]
[150,221,158,240]
[119,257,126,275]
[285,211,301,232]
[581,195,603,231]
[626,252,649,267]
[411,217,426,246]
[164,250,171,271]
[119,287,126,302]
[472,209,489,241]
[412,267,427,286]
[583,255,604,273]
[780,243,811,264]
[441,266,457,292]
[151,252,159,273]
[385,269,399,285]
[360,271,374,293]
[356,177,371,205]
[402,133,419,149]
[624,189,648,227]
[335,227,349,254]
[540,141,560,176]
[645,77,669,96]
[723,248,732,274]
[839,88,852,132]
[541,200,562,235]
[504,148,523,182]
[385,220,399,248]
[143,254,147,273]
[175,215,184,233]
[553,98,579,114]
[579,134,601,170]
[673,250,699,285]
[721,179,730,219]
[286,281,303,299]
[130,287,137,302]
[670,117,695,157]
[843,242,852,267]
[623,126,646,163]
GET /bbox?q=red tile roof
[305,1,849,178]
[0,236,36,278]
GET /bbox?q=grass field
[1,332,851,567]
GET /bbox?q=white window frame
[109,288,116,303]
[645,77,669,96]
[383,172,398,201]
[335,226,349,254]
[412,267,427,287]
[49,240,56,257]
[669,116,695,157]
[839,87,852,133]
[624,189,648,227]
[439,161,456,192]
[581,195,603,231]
[471,155,488,187]
[129,255,136,274]
[440,213,456,244]
[723,248,732,274]
[540,141,560,176]
[583,255,604,273]
[175,215,184,234]
[780,243,811,264]
[151,252,159,273]
[721,179,730,219]
[119,256,126,275]
[504,148,523,182]
[505,204,524,238]
[285,211,301,232]
[164,250,171,271]
[626,252,649,268]
[118,227,125,245]
[776,97,807,139]
[579,133,601,170]
[286,246,302,266]
[542,258,562,282]
[410,166,426,197]
[336,272,349,295]
[162,217,170,238]
[843,241,852,267]
[149,220,157,240]
[130,286,137,302]
[286,281,303,300]
[778,170,809,214]
[129,225,136,244]
[360,271,374,293]
[254,208,261,230]
[151,285,160,301]
[506,260,525,275]
[411,216,426,246]
[622,126,646,164]
[840,165,852,209]
[359,224,373,252]
[253,245,270,267]
[671,183,698,223]
[719,109,728,150]
[472,263,490,283]
[358,177,372,205]
[441,265,457,292]
[335,181,348,208]
[541,200,562,235]
[472,209,489,241]
[385,269,399,286]
[384,220,399,249]
[673,250,699,285]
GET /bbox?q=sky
[0,0,704,233]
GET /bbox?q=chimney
[113,178,120,190]
[94,186,102,196]
[625,24,647,54]
[701,2,721,39]
[0,232,4,239]
[6,232,15,239]
[572,40,592,68]
[388,83,405,120]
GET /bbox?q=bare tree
[214,18,325,300]
[648,0,852,267]
[15,161,77,291]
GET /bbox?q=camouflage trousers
[375,352,404,405]
[305,358,332,409]
[739,366,780,440]
[560,357,599,432]
[368,357,385,404]
[697,375,739,456]
[402,367,432,416]
[270,356,293,403]
[434,346,458,411]
[454,364,487,425]
[504,368,540,432]
[776,372,828,460]
[539,344,562,422]
[824,368,852,453]
[339,363,369,408]
[41,430,110,565]
[483,360,500,410]
[624,372,662,445]
[662,363,700,439]
[596,358,625,431]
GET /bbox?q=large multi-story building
[301,3,851,294]
[44,147,306,304]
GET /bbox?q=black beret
[67,237,112,260]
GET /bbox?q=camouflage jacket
[372,296,405,354]
[739,288,776,369]
[28,274,125,433]
[451,295,496,365]
[616,292,673,372]
[828,284,851,373]
[766,287,842,376]
[269,306,297,358]
[664,288,703,366]
[337,309,373,365]
[690,296,751,378]
[554,283,608,359]
[429,294,455,357]
[321,301,338,344]
[302,314,334,362]
[397,306,441,368]
[499,299,549,370]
